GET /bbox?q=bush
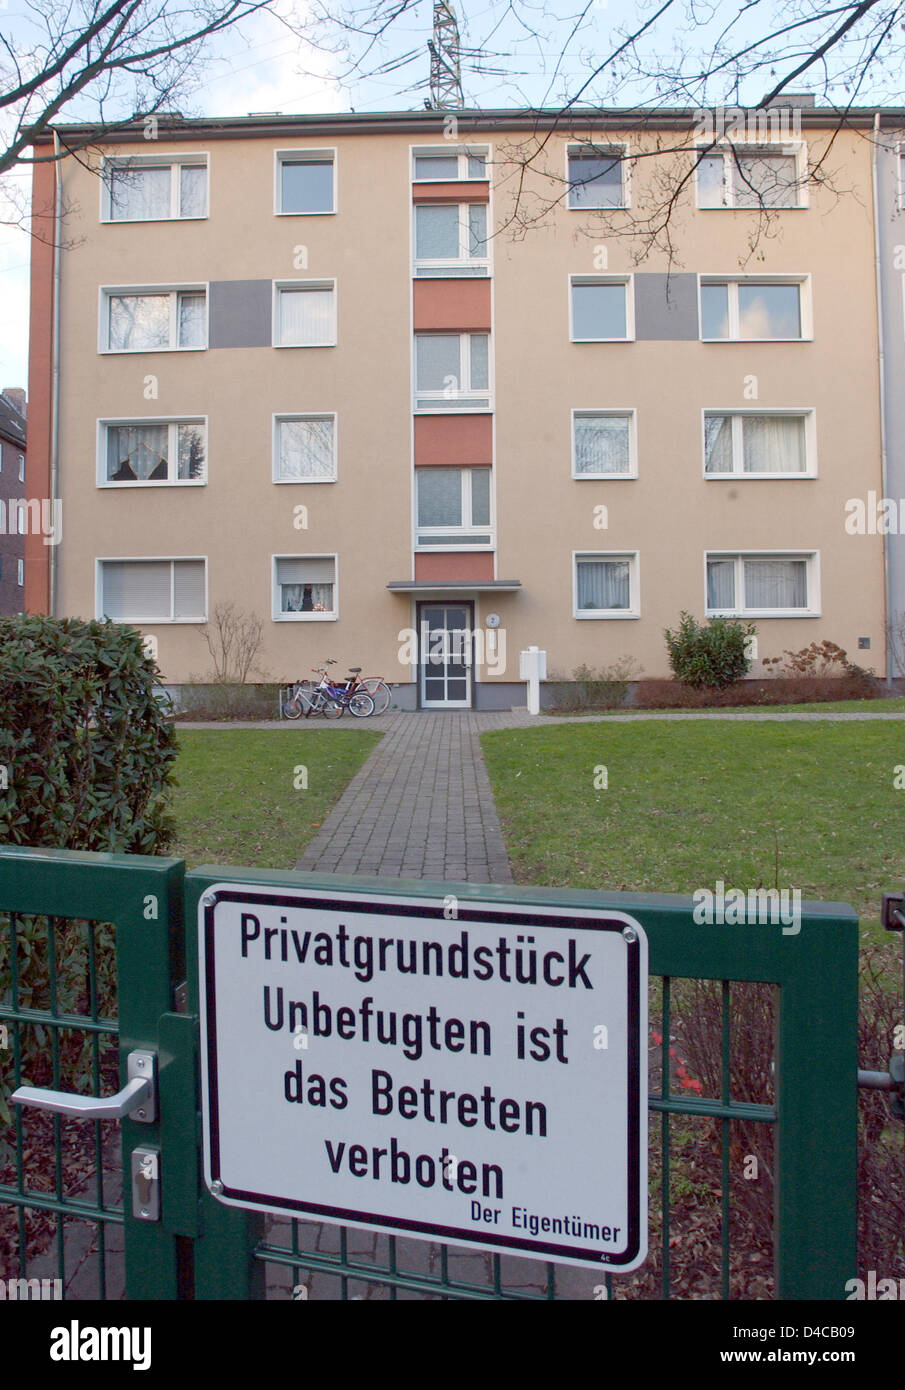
[546,657,641,711]
[664,612,755,690]
[0,615,177,853]
[762,641,878,698]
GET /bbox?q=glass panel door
[419,603,473,708]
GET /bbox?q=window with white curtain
[274,556,337,619]
[274,416,336,481]
[104,288,206,351]
[414,333,491,410]
[567,144,627,208]
[700,278,805,339]
[574,553,639,617]
[100,419,206,485]
[696,145,804,208]
[704,412,811,476]
[573,412,635,477]
[415,468,492,547]
[103,158,207,221]
[570,277,632,340]
[414,202,489,275]
[98,559,206,621]
[706,553,815,614]
[275,282,336,346]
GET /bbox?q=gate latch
[11,1049,157,1123]
[131,1147,161,1221]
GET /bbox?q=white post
[519,646,547,716]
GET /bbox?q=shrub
[546,657,641,711]
[664,612,755,690]
[762,641,878,698]
[0,614,177,853]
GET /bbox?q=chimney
[1,388,26,420]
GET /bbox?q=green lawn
[544,698,905,716]
[481,720,905,937]
[169,729,380,869]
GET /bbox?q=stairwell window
[97,558,207,622]
[274,281,337,346]
[102,287,206,352]
[412,147,488,181]
[705,552,818,616]
[415,468,492,548]
[102,156,207,222]
[99,419,206,485]
[273,555,337,619]
[414,332,491,411]
[414,203,488,276]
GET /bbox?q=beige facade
[30,110,887,704]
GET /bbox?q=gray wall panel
[208,280,272,349]
[634,272,699,340]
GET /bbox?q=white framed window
[98,418,206,486]
[100,285,207,352]
[101,155,208,222]
[97,558,207,622]
[275,149,336,215]
[273,415,336,483]
[570,276,634,341]
[414,202,489,277]
[696,142,807,209]
[573,552,640,618]
[273,554,337,620]
[414,332,491,411]
[705,551,819,616]
[415,467,493,549]
[412,146,488,182]
[17,559,24,586]
[18,453,25,481]
[699,276,810,340]
[703,410,815,478]
[572,410,637,478]
[273,280,336,347]
[567,143,628,209]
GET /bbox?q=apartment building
[24,106,902,706]
[0,389,27,616]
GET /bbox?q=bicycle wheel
[359,678,391,715]
[282,696,303,720]
[349,692,375,718]
[322,698,344,719]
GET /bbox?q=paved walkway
[294,712,514,882]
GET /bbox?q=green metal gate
[0,846,859,1300]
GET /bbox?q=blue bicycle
[282,661,374,719]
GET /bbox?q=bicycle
[338,668,393,716]
[282,662,374,719]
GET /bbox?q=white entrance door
[419,603,473,708]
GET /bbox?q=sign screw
[211,1180,224,1195]
[622,927,637,943]
[202,894,216,908]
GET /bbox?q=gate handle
[11,1050,156,1124]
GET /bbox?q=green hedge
[0,615,177,853]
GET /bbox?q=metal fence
[1,848,859,1300]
